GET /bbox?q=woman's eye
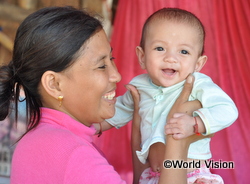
[181,50,189,54]
[98,65,107,69]
[155,47,164,51]
[110,57,115,61]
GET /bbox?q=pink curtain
[94,0,250,183]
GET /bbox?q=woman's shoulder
[15,122,94,158]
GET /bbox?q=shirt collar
[40,107,96,142]
[149,78,185,94]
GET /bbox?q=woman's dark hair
[0,6,103,132]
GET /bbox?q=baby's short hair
[140,8,205,55]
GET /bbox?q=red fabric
[94,0,250,183]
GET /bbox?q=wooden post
[0,3,33,23]
[81,0,103,15]
[0,30,14,52]
[17,0,38,10]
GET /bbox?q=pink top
[10,107,125,184]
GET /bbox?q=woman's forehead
[73,30,111,65]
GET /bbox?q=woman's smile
[102,90,116,102]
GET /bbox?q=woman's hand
[167,74,201,120]
[165,74,207,140]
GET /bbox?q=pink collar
[40,107,96,142]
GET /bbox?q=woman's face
[59,29,121,126]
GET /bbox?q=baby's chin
[155,71,188,87]
[159,80,184,88]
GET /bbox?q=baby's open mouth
[162,68,176,75]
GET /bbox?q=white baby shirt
[106,72,238,164]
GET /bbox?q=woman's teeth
[103,91,116,100]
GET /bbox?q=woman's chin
[104,111,115,120]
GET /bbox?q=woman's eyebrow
[95,47,113,63]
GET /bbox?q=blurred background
[0,0,249,184]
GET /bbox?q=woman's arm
[160,75,213,184]
[159,75,201,184]
[126,84,150,184]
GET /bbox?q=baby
[99,8,238,183]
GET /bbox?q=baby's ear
[136,46,146,70]
[195,55,207,72]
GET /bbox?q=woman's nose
[110,64,121,83]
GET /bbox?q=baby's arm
[165,113,206,139]
[166,73,238,139]
[93,84,138,135]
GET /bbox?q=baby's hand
[165,113,195,139]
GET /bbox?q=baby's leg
[187,163,224,184]
[139,167,160,184]
[148,142,165,172]
[193,178,223,184]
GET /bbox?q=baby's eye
[110,57,115,61]
[181,50,189,54]
[155,47,164,51]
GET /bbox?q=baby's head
[140,8,205,55]
[136,8,207,87]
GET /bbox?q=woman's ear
[40,71,62,99]
[136,46,146,70]
[195,55,207,72]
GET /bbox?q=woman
[0,6,203,183]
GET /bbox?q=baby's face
[142,20,205,87]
